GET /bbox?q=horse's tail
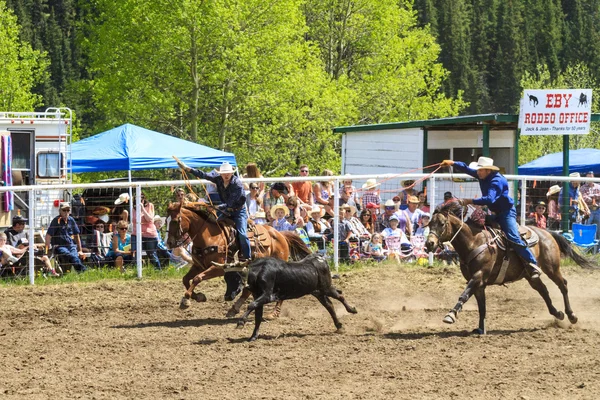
[281,231,312,261]
[549,231,599,269]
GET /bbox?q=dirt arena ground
[1,262,600,400]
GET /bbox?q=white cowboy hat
[114,192,130,205]
[270,204,289,219]
[546,185,561,197]
[153,215,166,225]
[216,162,237,174]
[362,178,380,190]
[254,209,266,219]
[309,205,326,218]
[340,203,357,216]
[469,156,499,171]
[569,172,580,178]
[98,214,109,223]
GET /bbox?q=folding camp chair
[384,236,413,261]
[564,223,599,254]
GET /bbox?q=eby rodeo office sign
[518,89,592,135]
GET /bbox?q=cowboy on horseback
[441,157,542,280]
[176,160,250,300]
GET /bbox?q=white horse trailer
[0,108,72,229]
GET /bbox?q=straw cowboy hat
[254,209,266,219]
[362,178,380,190]
[407,195,420,204]
[546,185,561,197]
[114,192,130,205]
[469,156,499,171]
[401,179,415,187]
[536,201,547,208]
[340,203,357,216]
[216,162,237,174]
[270,204,289,219]
[309,205,326,219]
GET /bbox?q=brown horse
[425,202,598,334]
[166,201,311,316]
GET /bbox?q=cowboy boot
[528,263,542,280]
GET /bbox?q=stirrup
[528,263,542,279]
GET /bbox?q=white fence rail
[0,172,598,285]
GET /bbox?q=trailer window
[37,152,62,178]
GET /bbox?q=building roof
[334,113,600,133]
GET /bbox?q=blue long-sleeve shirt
[453,161,513,214]
[189,168,246,210]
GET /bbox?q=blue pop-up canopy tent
[518,148,600,176]
[70,123,236,173]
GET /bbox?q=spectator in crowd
[45,202,87,273]
[251,208,268,225]
[245,162,265,199]
[286,195,303,222]
[339,174,361,207]
[559,172,583,225]
[338,185,360,211]
[546,185,561,230]
[360,179,381,211]
[580,171,600,239]
[364,233,385,262]
[439,191,456,208]
[292,164,314,206]
[271,204,298,232]
[415,214,431,237]
[527,201,547,229]
[107,220,133,272]
[405,195,428,235]
[381,215,411,259]
[359,209,375,234]
[263,182,288,221]
[417,190,430,213]
[3,215,56,276]
[246,183,263,219]
[313,169,334,215]
[173,187,186,204]
[377,199,398,232]
[342,204,371,242]
[392,195,402,209]
[112,192,130,233]
[131,192,161,270]
[305,205,331,239]
[0,233,26,269]
[86,220,113,268]
[398,179,418,207]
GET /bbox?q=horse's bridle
[429,209,465,248]
[168,215,195,248]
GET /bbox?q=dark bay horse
[425,203,598,334]
[166,201,311,316]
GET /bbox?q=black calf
[223,254,357,341]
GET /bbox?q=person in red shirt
[291,164,314,206]
[528,201,547,229]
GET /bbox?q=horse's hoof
[248,336,257,342]
[336,327,345,334]
[179,297,191,310]
[226,307,240,318]
[568,314,578,324]
[471,328,486,335]
[443,312,457,324]
[347,306,358,314]
[192,292,207,303]
[555,311,565,321]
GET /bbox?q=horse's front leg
[443,271,483,325]
[184,265,225,301]
[180,266,201,309]
[473,287,486,334]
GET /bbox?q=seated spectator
[0,233,26,267]
[45,202,87,273]
[381,215,412,259]
[377,199,398,232]
[527,201,547,229]
[417,191,430,213]
[415,213,430,237]
[246,183,263,217]
[398,180,418,208]
[292,164,314,206]
[251,209,268,225]
[245,162,265,199]
[4,215,56,277]
[286,195,303,222]
[364,233,386,262]
[342,204,370,241]
[405,195,428,236]
[313,169,334,215]
[264,182,288,221]
[85,220,113,268]
[153,215,174,267]
[359,209,375,234]
[338,185,360,212]
[112,192,130,233]
[360,179,381,211]
[107,220,133,272]
[306,205,331,239]
[271,204,298,232]
[439,191,455,208]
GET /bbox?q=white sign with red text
[518,89,592,135]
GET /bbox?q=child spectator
[381,215,411,259]
[365,233,385,262]
[528,201,547,229]
[360,179,381,211]
[415,213,430,237]
[271,204,297,232]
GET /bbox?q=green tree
[0,0,48,110]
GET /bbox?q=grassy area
[1,252,598,287]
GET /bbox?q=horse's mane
[434,201,485,235]
[169,201,219,224]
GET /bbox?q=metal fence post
[429,176,436,215]
[520,179,527,226]
[28,189,35,285]
[135,185,143,278]
[333,178,340,272]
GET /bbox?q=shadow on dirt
[382,327,544,340]
[112,317,238,329]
